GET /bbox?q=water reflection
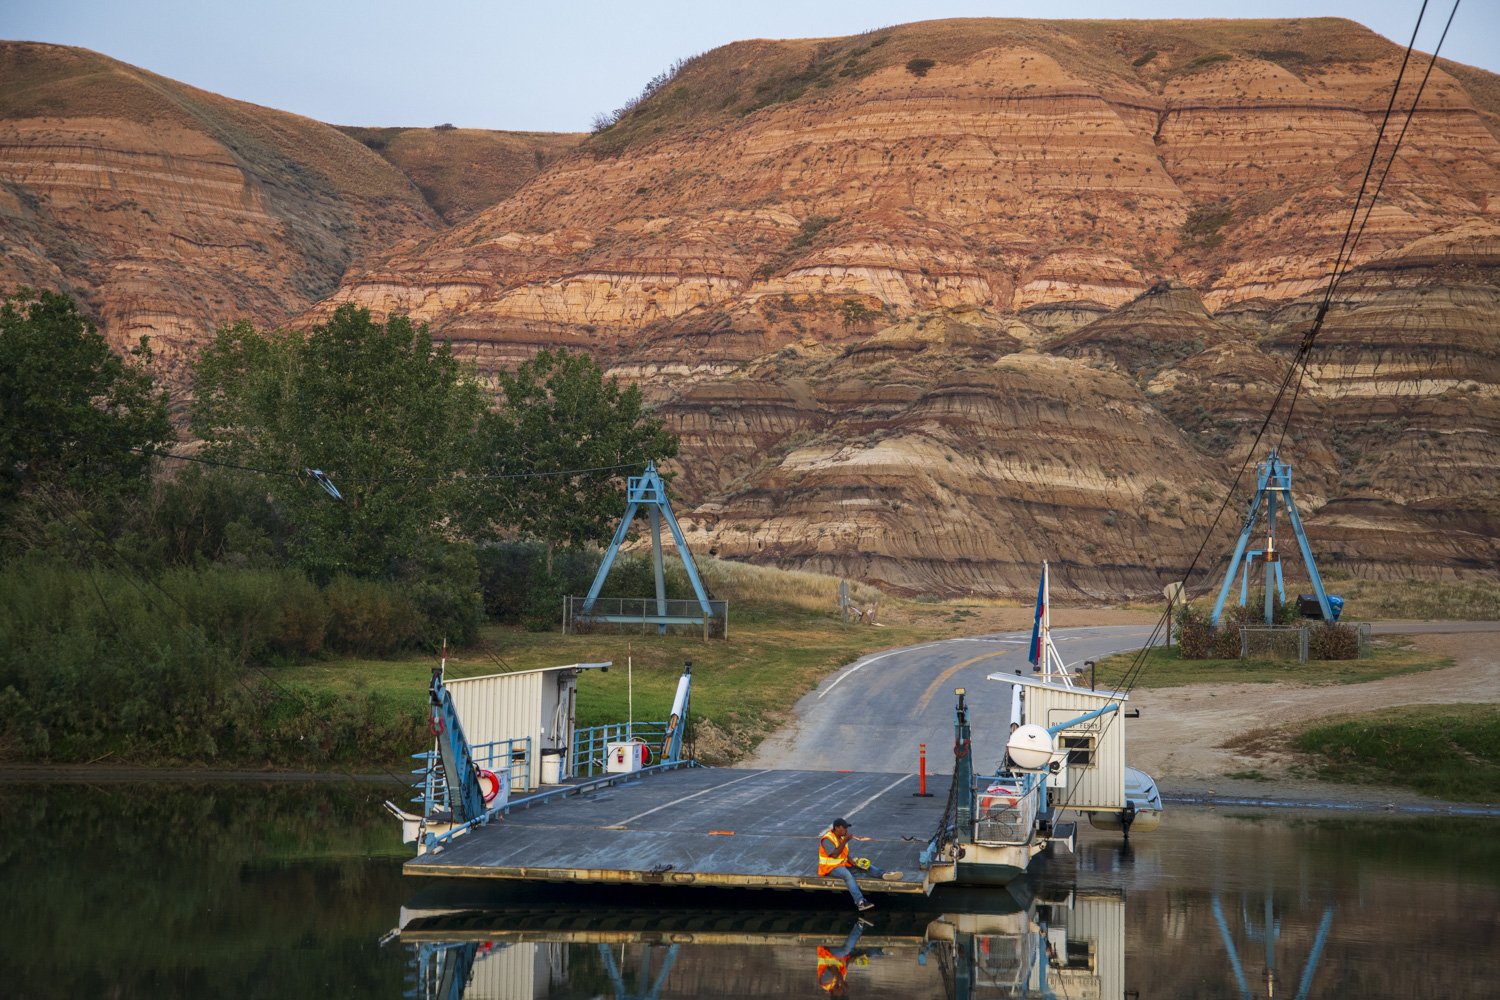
[1210,894,1334,1000]
[2,782,1497,998]
[397,808,1500,1000]
[397,880,1123,999]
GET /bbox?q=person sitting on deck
[818,817,902,912]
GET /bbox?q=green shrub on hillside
[324,576,423,656]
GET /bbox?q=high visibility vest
[816,946,847,993]
[818,829,849,876]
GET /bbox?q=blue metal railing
[411,736,531,813]
[572,721,670,778]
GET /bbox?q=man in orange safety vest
[818,817,902,912]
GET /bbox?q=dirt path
[1131,629,1500,808]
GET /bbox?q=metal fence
[572,721,670,779]
[563,596,729,638]
[410,736,532,812]
[973,776,1042,846]
[1239,622,1373,663]
[1240,625,1309,662]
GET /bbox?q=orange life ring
[979,782,1020,811]
[477,769,500,803]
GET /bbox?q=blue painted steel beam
[1211,894,1254,1000]
[1211,457,1270,625]
[581,463,713,624]
[954,689,974,844]
[1044,702,1119,736]
[1212,451,1332,625]
[1280,474,1335,622]
[1293,907,1335,1000]
[429,668,487,823]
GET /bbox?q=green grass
[1294,705,1500,803]
[1092,638,1451,689]
[279,600,953,765]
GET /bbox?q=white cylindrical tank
[1006,723,1055,770]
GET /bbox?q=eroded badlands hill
[335,125,583,223]
[0,43,576,388]
[0,42,445,382]
[3,22,1496,596]
[317,18,1499,595]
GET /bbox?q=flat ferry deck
[406,766,954,895]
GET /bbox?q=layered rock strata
[0,42,442,384]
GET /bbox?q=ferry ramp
[406,766,952,895]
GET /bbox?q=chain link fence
[1239,622,1372,662]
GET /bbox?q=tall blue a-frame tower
[578,462,716,635]
[1211,451,1337,626]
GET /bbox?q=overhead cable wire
[1110,0,1453,708]
[1050,2,1455,812]
[1276,0,1461,453]
[141,445,646,485]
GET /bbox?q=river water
[2,780,1497,998]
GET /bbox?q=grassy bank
[1293,704,1500,803]
[280,580,960,765]
[1090,636,1451,689]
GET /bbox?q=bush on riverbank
[0,558,434,764]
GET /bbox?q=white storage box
[605,741,648,774]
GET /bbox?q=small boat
[1087,766,1164,834]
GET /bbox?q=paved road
[743,624,1162,774]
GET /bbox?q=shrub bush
[477,542,553,622]
[1175,604,1212,658]
[396,542,482,645]
[0,559,240,760]
[324,576,423,655]
[1309,622,1360,660]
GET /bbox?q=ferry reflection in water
[396,879,1127,999]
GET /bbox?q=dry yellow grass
[697,556,886,613]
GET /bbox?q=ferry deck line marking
[603,769,772,829]
[843,774,917,821]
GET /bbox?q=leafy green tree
[0,288,172,548]
[470,348,678,550]
[191,305,486,581]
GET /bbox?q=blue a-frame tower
[580,462,714,634]
[1211,451,1337,625]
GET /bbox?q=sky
[5,1,1492,133]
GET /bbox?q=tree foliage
[191,305,487,581]
[0,289,172,540]
[470,348,679,549]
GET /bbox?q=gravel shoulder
[1128,627,1500,813]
